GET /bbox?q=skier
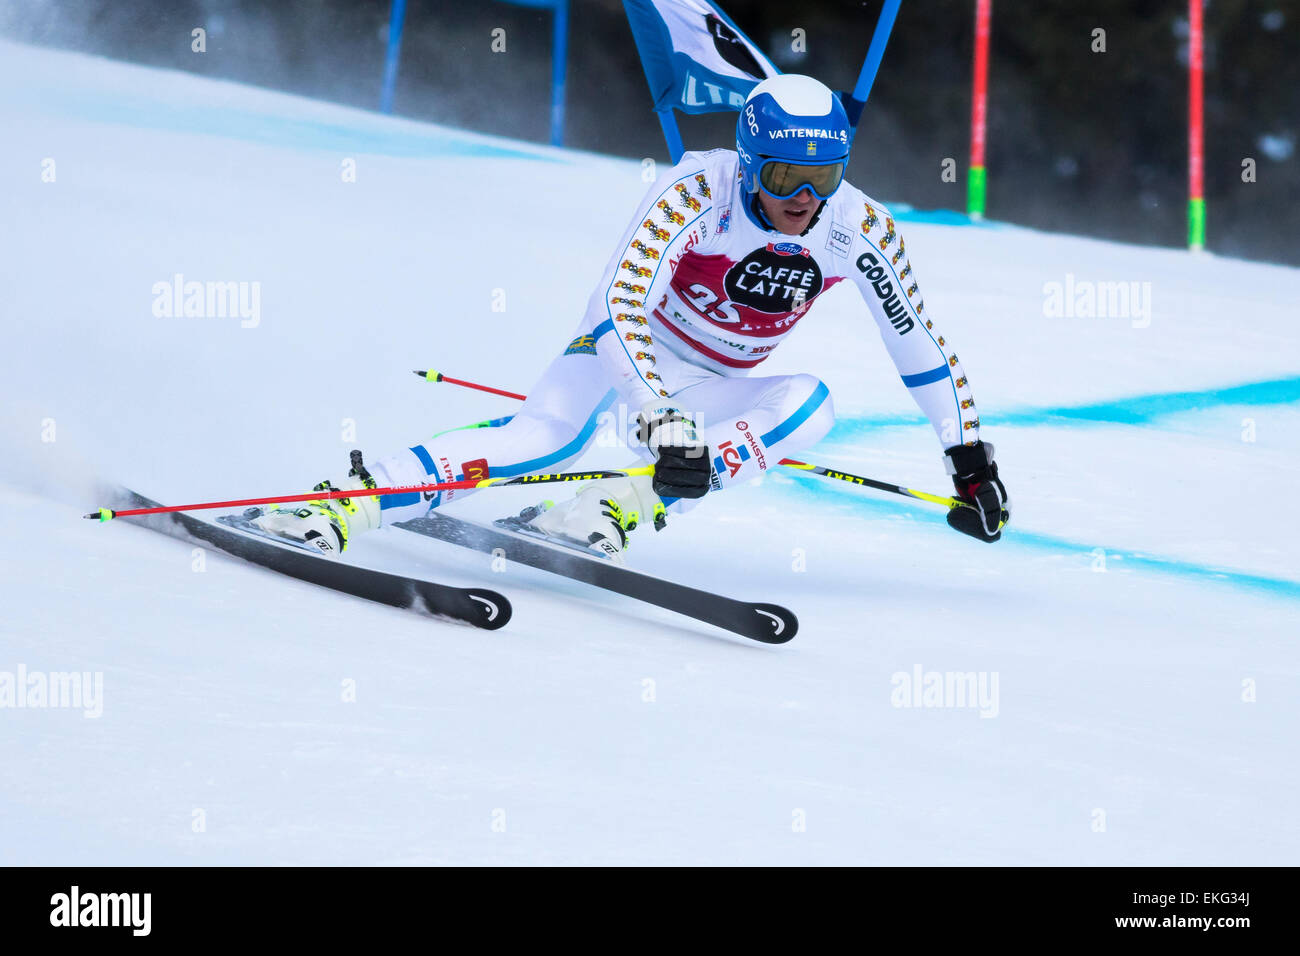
[253,74,1010,559]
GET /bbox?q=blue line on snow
[887,207,994,227]
[31,88,563,161]
[784,473,1300,601]
[831,374,1300,437]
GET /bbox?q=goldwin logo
[49,886,151,936]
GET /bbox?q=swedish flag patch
[564,334,597,356]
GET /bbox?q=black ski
[394,512,796,643]
[107,488,510,629]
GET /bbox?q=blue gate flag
[623,0,779,116]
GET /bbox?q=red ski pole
[414,369,526,401]
[86,466,655,522]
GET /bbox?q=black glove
[638,406,711,499]
[943,441,1010,542]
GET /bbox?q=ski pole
[85,466,655,522]
[414,369,526,401]
[429,415,515,439]
[415,368,970,509]
[777,459,964,508]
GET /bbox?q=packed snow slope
[2,40,1297,865]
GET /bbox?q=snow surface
[2,40,1297,865]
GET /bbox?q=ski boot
[248,450,381,556]
[499,473,666,563]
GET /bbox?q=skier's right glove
[638,404,711,500]
[944,440,1010,542]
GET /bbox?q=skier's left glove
[638,404,711,499]
[944,441,1010,543]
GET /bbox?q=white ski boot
[249,452,381,557]
[505,473,666,563]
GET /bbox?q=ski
[394,512,797,643]
[106,488,510,629]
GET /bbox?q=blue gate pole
[845,0,902,128]
[380,0,409,114]
[549,0,569,146]
[655,109,685,164]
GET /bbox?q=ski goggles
[758,160,847,201]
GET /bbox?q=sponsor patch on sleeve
[563,333,598,356]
